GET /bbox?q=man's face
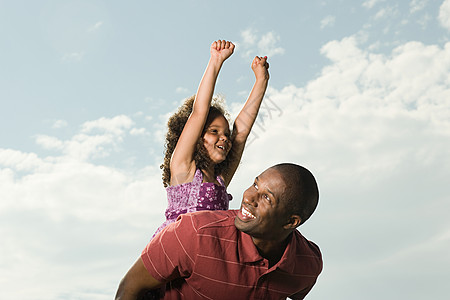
[234,167,290,240]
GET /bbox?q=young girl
[153,39,269,237]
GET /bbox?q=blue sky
[1,0,450,299]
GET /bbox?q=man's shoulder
[291,230,323,275]
[293,231,322,258]
[178,210,238,232]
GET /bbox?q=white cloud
[35,135,64,151]
[37,115,141,161]
[81,115,134,135]
[416,13,432,28]
[409,0,428,13]
[175,86,190,94]
[374,5,399,19]
[88,21,103,32]
[0,114,166,299]
[240,28,257,46]
[239,29,285,58]
[0,158,165,299]
[130,127,149,136]
[362,0,385,9]
[62,51,84,62]
[320,15,336,29]
[0,148,48,173]
[52,119,68,129]
[236,75,246,84]
[257,32,285,57]
[438,0,450,31]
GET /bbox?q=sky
[1,0,450,299]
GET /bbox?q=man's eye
[253,183,258,190]
[264,194,271,202]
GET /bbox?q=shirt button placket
[255,274,268,299]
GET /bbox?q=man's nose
[243,188,258,206]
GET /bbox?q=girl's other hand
[251,56,270,81]
[210,40,235,63]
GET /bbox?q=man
[116,163,322,299]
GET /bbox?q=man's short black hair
[273,163,319,225]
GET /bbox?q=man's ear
[283,214,302,230]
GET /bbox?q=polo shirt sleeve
[288,283,315,299]
[141,214,198,283]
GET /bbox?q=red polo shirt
[141,210,322,299]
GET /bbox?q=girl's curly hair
[160,95,232,188]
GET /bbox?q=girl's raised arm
[223,56,270,186]
[170,40,235,185]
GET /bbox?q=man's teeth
[242,207,256,219]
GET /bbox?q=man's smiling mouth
[241,206,256,219]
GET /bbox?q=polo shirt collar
[238,231,264,263]
[238,231,299,271]
[274,232,297,273]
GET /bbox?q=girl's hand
[251,56,270,81]
[210,40,235,63]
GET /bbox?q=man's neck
[252,234,292,268]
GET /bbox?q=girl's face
[202,114,231,164]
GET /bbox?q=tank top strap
[186,168,203,210]
[216,174,226,187]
